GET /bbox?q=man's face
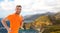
[15,7,22,14]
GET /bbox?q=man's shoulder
[19,15,24,19]
[19,15,23,17]
[7,13,14,17]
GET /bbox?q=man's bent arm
[1,18,10,30]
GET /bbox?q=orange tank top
[7,13,23,30]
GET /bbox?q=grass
[43,25,60,33]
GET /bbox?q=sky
[0,0,60,18]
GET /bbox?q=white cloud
[0,0,60,18]
[45,0,57,6]
[0,1,15,11]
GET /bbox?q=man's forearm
[20,22,24,29]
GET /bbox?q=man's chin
[16,13,20,15]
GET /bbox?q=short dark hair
[16,5,22,7]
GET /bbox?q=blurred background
[0,0,60,33]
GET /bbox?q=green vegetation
[43,25,60,33]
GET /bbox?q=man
[1,5,24,33]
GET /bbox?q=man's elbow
[1,19,4,23]
[1,19,5,23]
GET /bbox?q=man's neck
[15,13,20,15]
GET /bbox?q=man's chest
[10,15,21,22]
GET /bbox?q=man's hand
[7,28,12,32]
[21,27,24,29]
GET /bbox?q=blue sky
[0,0,60,18]
[0,0,4,2]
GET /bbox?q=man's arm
[1,18,11,31]
[20,19,24,29]
[21,22,24,29]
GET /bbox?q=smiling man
[1,5,24,33]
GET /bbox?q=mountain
[0,18,3,27]
[24,12,56,23]
[55,12,60,20]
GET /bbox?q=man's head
[15,5,22,15]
